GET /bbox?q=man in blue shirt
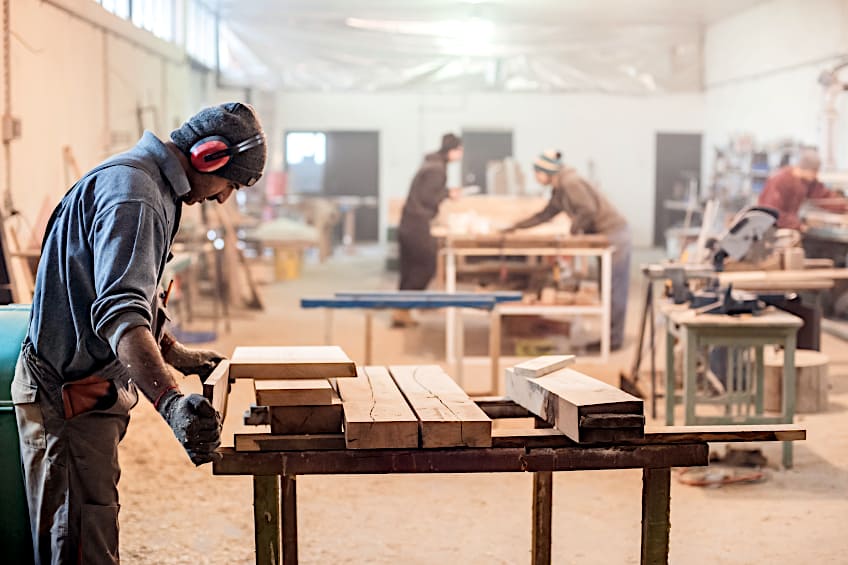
[12,102,267,564]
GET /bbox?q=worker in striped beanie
[504,149,631,351]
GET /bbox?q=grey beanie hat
[171,102,267,186]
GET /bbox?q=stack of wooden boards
[226,346,493,451]
[204,348,646,452]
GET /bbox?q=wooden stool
[765,349,829,413]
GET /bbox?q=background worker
[394,133,463,327]
[757,147,847,230]
[504,150,631,350]
[12,102,267,564]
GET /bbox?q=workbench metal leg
[640,467,671,565]
[281,475,299,565]
[684,329,697,425]
[455,309,465,386]
[445,249,457,368]
[665,326,676,426]
[254,475,281,565]
[364,312,373,365]
[489,307,502,396]
[648,281,657,419]
[531,471,553,565]
[600,248,612,362]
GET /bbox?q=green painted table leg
[684,329,697,425]
[532,471,553,565]
[254,475,281,565]
[665,326,676,426]
[641,467,671,565]
[281,475,298,565]
[782,333,797,469]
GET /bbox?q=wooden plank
[389,365,492,448]
[202,360,230,419]
[581,414,646,429]
[269,397,343,435]
[505,367,643,442]
[235,433,346,452]
[490,424,806,448]
[513,355,576,379]
[336,366,419,449]
[230,346,356,379]
[254,380,335,407]
[213,443,709,476]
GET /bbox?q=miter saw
[667,206,792,315]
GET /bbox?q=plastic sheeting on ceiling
[214,0,764,94]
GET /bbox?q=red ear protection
[189,133,265,174]
[190,135,232,172]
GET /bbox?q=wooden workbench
[213,368,805,565]
[432,230,614,389]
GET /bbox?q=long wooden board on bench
[337,366,419,449]
[389,365,492,448]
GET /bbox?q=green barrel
[0,304,33,562]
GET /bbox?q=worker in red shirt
[757,148,846,229]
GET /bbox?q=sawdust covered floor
[119,247,848,564]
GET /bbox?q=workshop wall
[703,0,848,174]
[276,92,704,247]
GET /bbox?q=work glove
[163,339,226,382]
[157,389,222,466]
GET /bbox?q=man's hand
[157,389,222,466]
[163,339,226,382]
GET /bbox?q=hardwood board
[513,355,576,379]
[254,379,335,406]
[230,345,356,379]
[336,366,419,449]
[269,395,343,434]
[490,425,806,448]
[234,433,346,452]
[505,367,643,442]
[202,360,230,419]
[389,365,492,448]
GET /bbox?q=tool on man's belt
[153,280,174,344]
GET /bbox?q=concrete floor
[118,246,848,564]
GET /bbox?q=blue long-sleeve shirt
[27,131,190,383]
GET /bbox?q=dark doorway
[461,129,513,193]
[285,130,380,242]
[324,131,380,242]
[654,132,703,247]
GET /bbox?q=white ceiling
[214,0,767,93]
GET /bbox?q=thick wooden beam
[337,366,419,449]
[491,425,806,449]
[253,476,280,565]
[269,398,343,435]
[203,360,230,420]
[235,433,346,452]
[506,367,643,442]
[389,365,492,448]
[213,444,708,476]
[254,380,336,407]
[230,346,356,380]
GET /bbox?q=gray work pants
[12,342,138,565]
[607,227,632,350]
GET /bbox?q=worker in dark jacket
[505,150,631,350]
[394,133,463,327]
[757,148,846,229]
[12,103,266,564]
